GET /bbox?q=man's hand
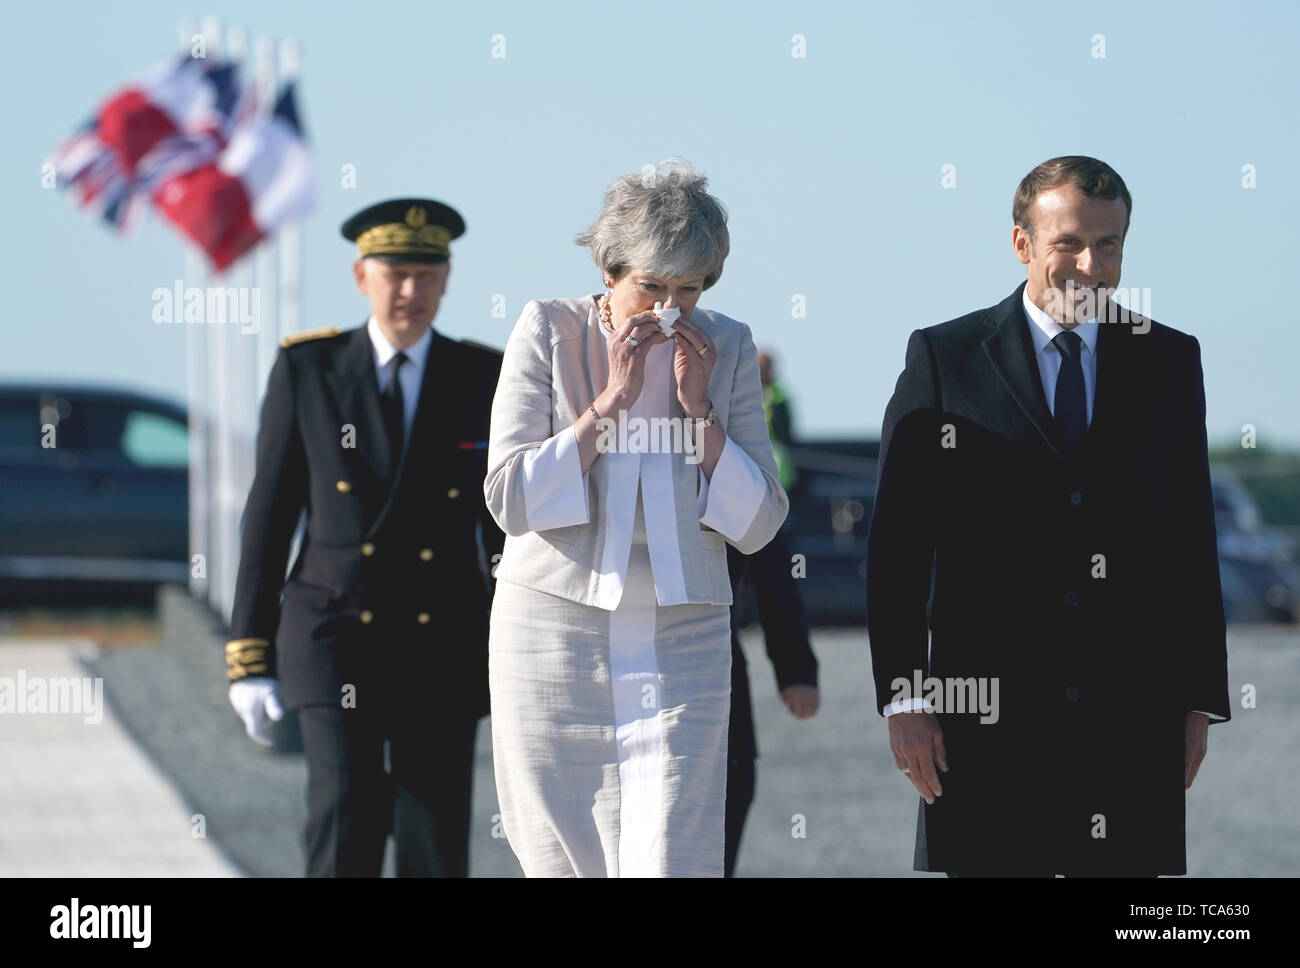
[781,685,820,720]
[229,677,284,746]
[1185,711,1210,790]
[889,709,948,804]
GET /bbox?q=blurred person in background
[758,349,798,494]
[723,530,819,876]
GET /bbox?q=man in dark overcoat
[866,157,1230,876]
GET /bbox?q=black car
[0,384,189,600]
[1212,468,1300,624]
[771,438,877,626]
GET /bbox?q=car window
[72,401,131,452]
[0,396,41,449]
[121,409,188,467]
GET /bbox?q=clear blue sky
[3,0,1297,448]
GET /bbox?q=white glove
[228,677,284,746]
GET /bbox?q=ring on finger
[624,336,641,347]
[697,344,708,356]
[901,767,911,774]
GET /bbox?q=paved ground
[1,593,1295,876]
[0,640,239,876]
[728,623,1300,877]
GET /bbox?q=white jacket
[484,295,789,609]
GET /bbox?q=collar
[1021,287,1099,358]
[366,316,433,371]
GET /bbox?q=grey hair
[576,157,730,290]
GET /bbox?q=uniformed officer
[225,197,504,876]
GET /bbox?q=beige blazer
[484,295,788,608]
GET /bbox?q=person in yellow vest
[758,350,798,492]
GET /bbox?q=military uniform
[225,199,503,876]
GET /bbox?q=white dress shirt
[1021,288,1098,422]
[367,316,431,447]
[516,324,767,610]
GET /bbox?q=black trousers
[297,706,477,877]
[724,757,756,878]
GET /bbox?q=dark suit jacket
[227,324,504,723]
[865,283,1230,874]
[727,530,818,764]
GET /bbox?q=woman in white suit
[484,159,788,877]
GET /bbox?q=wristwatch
[689,403,718,428]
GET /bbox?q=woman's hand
[600,310,669,414]
[669,315,716,416]
[575,310,668,475]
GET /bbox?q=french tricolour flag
[47,54,242,232]
[154,82,316,272]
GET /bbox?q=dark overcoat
[866,284,1230,874]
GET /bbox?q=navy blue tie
[1052,331,1086,460]
[382,351,408,471]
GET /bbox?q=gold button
[419,548,434,561]
[417,612,431,624]
[359,610,373,624]
[360,542,375,557]
[446,487,460,499]
[336,480,352,494]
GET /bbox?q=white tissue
[653,301,680,336]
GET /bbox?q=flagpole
[196,16,238,621]
[255,35,280,393]
[278,38,303,343]
[274,37,311,586]
[179,16,210,604]
[224,23,259,626]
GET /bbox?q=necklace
[598,292,617,336]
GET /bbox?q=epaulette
[280,326,342,348]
